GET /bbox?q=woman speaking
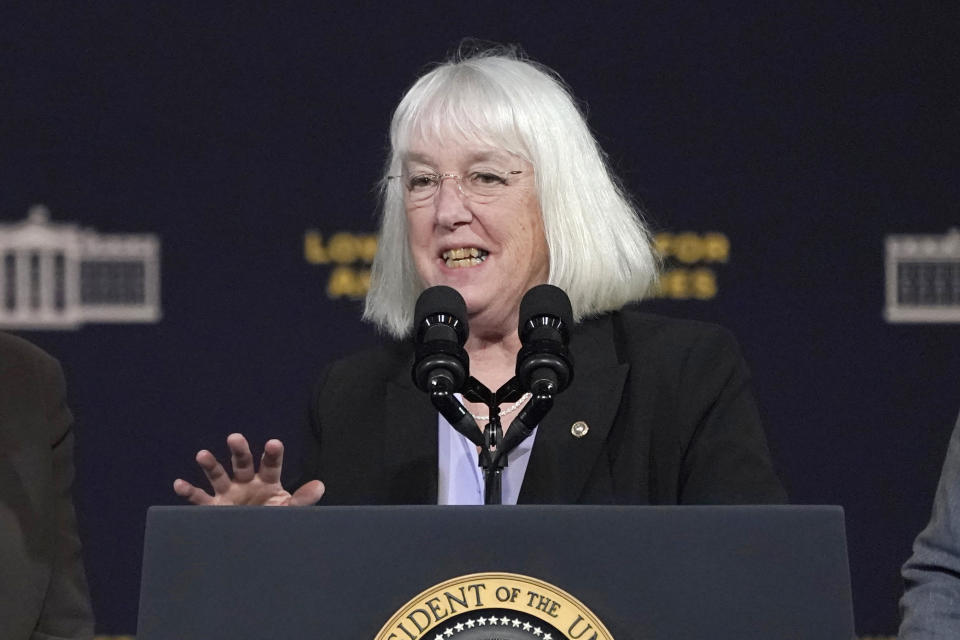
[174,45,785,507]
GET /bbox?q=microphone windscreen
[519,284,573,329]
[413,286,468,339]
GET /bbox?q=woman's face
[403,137,549,337]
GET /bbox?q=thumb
[289,480,325,506]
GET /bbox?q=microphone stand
[431,375,555,505]
[464,376,524,505]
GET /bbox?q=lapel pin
[571,420,589,438]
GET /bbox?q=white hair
[363,46,659,338]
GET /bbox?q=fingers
[183,435,287,505]
[227,433,255,482]
[289,480,325,506]
[258,438,284,485]
[195,449,233,495]
[173,478,214,505]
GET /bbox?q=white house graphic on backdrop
[885,228,960,323]
[0,205,161,330]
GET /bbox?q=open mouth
[442,247,489,268]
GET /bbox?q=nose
[433,175,472,229]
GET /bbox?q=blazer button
[571,420,589,438]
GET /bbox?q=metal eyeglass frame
[388,170,524,203]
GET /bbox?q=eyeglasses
[389,169,524,204]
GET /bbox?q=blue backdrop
[2,3,958,636]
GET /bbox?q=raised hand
[173,433,325,506]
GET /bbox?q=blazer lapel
[383,360,439,504]
[519,314,629,503]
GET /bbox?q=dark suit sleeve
[32,352,95,640]
[675,325,787,504]
[288,364,332,493]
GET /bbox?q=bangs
[391,65,531,164]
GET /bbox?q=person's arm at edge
[899,410,960,639]
[33,350,95,640]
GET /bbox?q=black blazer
[300,310,786,505]
[0,333,94,640]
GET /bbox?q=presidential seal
[375,572,613,640]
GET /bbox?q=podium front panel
[137,505,854,639]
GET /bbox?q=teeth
[445,257,483,268]
[442,247,488,268]
[442,248,485,260]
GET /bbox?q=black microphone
[515,284,574,395]
[411,286,470,393]
[493,285,574,465]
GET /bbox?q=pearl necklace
[469,393,532,422]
